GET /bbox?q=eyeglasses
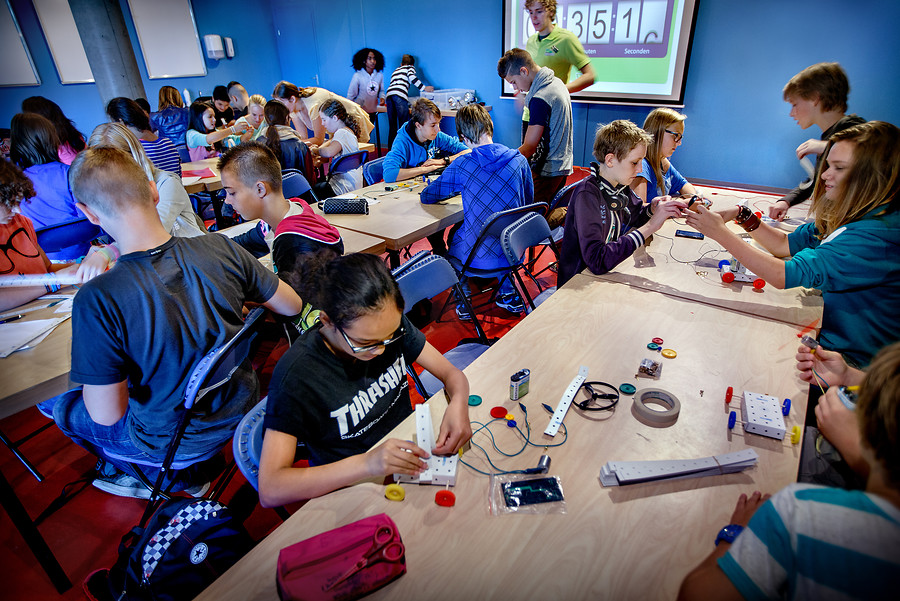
[337,324,405,354]
[664,129,683,142]
[1,227,42,275]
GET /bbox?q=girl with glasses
[258,253,472,506]
[632,107,698,203]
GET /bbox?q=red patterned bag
[276,513,406,601]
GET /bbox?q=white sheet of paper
[0,316,69,358]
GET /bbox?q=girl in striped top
[385,55,434,147]
[107,97,182,176]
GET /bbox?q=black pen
[0,314,23,325]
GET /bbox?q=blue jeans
[40,388,208,487]
[386,95,409,148]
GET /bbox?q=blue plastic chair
[363,156,385,186]
[35,217,102,255]
[106,307,266,518]
[393,253,491,398]
[282,168,317,203]
[501,212,559,312]
[233,398,267,491]
[327,150,368,183]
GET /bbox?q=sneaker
[92,470,152,499]
[495,292,525,314]
[455,303,472,321]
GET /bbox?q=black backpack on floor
[91,497,252,601]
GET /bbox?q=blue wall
[1,0,282,141]
[4,0,899,191]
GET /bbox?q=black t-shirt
[213,106,235,126]
[265,314,426,465]
[71,234,280,455]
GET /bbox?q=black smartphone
[675,229,704,240]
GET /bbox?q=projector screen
[502,0,698,106]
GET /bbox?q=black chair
[106,307,267,523]
[444,202,549,316]
[392,252,490,397]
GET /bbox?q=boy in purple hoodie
[420,104,533,316]
[558,120,685,286]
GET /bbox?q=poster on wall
[502,0,698,106]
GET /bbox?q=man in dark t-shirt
[40,147,302,499]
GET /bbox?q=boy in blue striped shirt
[679,342,900,600]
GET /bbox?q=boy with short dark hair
[382,98,469,183]
[678,341,900,600]
[497,48,573,207]
[227,81,250,119]
[212,84,235,127]
[557,120,685,286]
[41,146,302,499]
[218,142,343,273]
[420,104,534,315]
[768,62,865,220]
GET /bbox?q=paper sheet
[0,316,69,358]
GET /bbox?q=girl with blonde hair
[88,123,206,237]
[234,94,268,142]
[632,107,697,202]
[686,121,900,367]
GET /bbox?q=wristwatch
[443,156,450,166]
[715,524,744,546]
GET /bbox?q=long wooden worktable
[196,273,815,601]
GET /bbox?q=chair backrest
[459,202,548,273]
[329,150,369,177]
[393,253,488,345]
[363,156,385,185]
[233,398,267,491]
[282,169,313,198]
[550,181,580,211]
[501,212,554,266]
[35,217,103,254]
[176,146,191,163]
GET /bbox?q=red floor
[0,231,564,599]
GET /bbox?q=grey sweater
[524,67,573,178]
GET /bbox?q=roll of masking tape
[632,388,681,426]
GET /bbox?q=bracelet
[734,205,761,232]
[95,245,120,264]
[45,283,60,293]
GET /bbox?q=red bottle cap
[490,406,507,419]
[435,490,456,507]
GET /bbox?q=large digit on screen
[615,0,640,44]
[640,0,667,44]
[588,2,612,44]
[566,3,590,43]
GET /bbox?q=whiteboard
[32,0,94,84]
[0,0,41,87]
[126,0,207,79]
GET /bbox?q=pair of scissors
[325,525,405,591]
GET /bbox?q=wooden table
[181,157,222,194]
[196,274,812,601]
[587,186,823,328]
[312,181,462,266]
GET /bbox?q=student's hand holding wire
[434,399,473,456]
[796,344,848,388]
[795,139,827,160]
[684,204,730,241]
[365,439,429,477]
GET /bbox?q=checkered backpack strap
[142,500,226,581]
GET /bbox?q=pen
[0,314,23,325]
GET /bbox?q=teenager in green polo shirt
[525,0,595,94]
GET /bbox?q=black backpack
[92,497,252,601]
